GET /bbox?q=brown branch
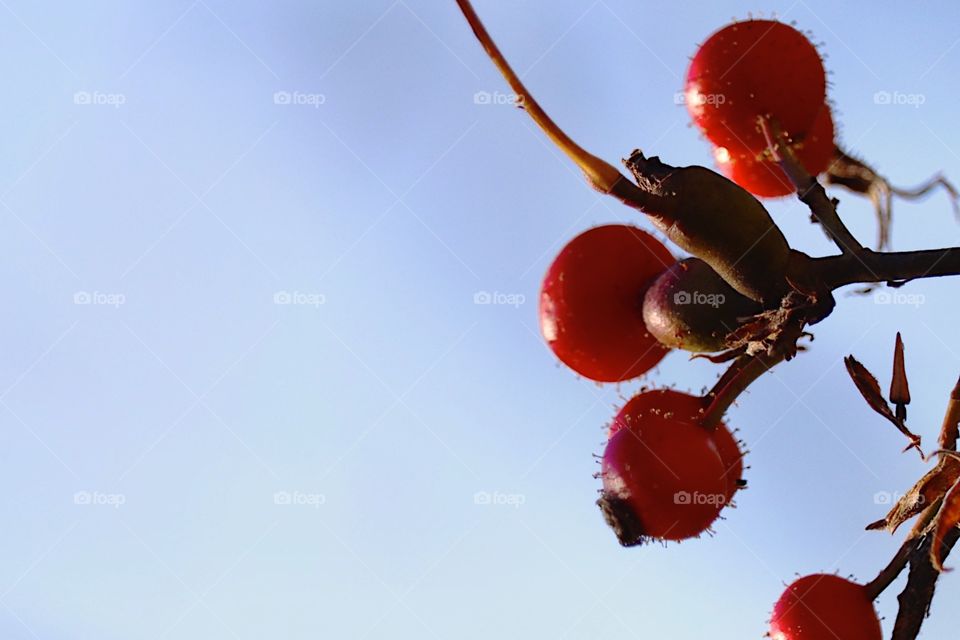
[892,527,960,640]
[810,247,960,289]
[763,127,960,290]
[864,536,918,600]
[759,118,865,255]
[873,379,960,638]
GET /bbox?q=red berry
[540,225,674,382]
[607,389,744,502]
[598,391,731,545]
[769,574,882,640]
[714,104,835,198]
[710,415,745,501]
[685,20,826,154]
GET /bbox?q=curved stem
[454,0,667,213]
[890,175,960,219]
[701,351,785,427]
[926,449,960,464]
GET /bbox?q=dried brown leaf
[846,355,897,419]
[931,478,960,572]
[938,376,960,451]
[870,458,960,532]
[845,355,922,452]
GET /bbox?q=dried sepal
[844,355,922,452]
[930,471,960,572]
[938,376,960,451]
[867,457,960,533]
[846,355,896,419]
[906,495,942,540]
[690,345,748,364]
[722,290,827,359]
[890,332,911,407]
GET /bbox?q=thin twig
[701,351,785,427]
[890,175,960,219]
[759,118,865,255]
[825,146,960,250]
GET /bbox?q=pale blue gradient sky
[0,1,959,638]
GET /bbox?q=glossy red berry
[685,20,826,155]
[598,391,732,545]
[540,225,674,382]
[769,574,882,640]
[714,104,835,198]
[710,415,745,501]
[607,389,744,501]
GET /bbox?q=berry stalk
[454,0,667,213]
[702,350,786,427]
[759,116,865,255]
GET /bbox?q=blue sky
[1,1,959,638]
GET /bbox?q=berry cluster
[538,217,879,640]
[457,2,960,637]
[535,19,885,637]
[539,225,745,541]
